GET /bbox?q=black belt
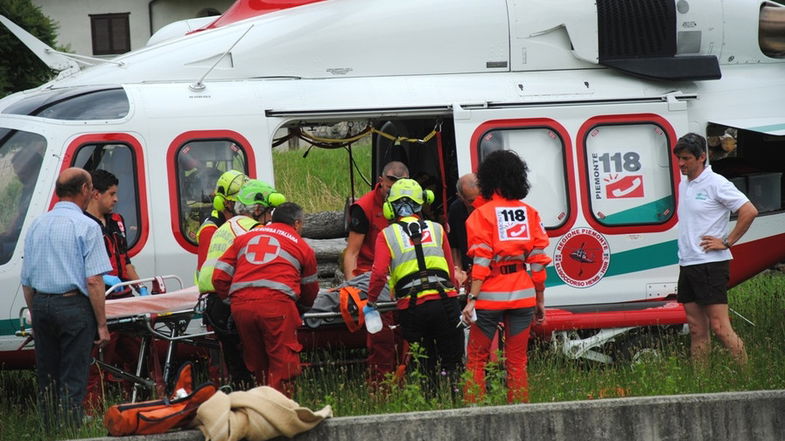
[35,289,80,297]
[491,261,526,275]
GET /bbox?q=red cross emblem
[246,234,280,264]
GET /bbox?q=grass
[292,271,785,414]
[0,162,21,233]
[272,141,373,213]
[3,272,784,439]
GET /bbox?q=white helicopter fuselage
[1,0,785,365]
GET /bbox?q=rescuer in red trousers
[212,202,318,397]
[462,150,552,403]
[343,161,409,384]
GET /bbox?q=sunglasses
[385,175,405,182]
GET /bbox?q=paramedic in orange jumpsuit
[343,161,408,384]
[212,202,318,397]
[462,150,551,403]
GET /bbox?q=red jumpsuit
[465,194,551,403]
[212,222,318,396]
[85,212,140,409]
[350,184,400,383]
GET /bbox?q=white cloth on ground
[194,386,332,441]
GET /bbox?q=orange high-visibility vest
[466,194,551,310]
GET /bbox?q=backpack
[103,362,217,436]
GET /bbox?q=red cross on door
[246,234,281,264]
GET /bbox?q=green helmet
[215,170,247,202]
[237,179,287,208]
[388,178,427,205]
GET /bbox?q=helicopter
[1,0,784,367]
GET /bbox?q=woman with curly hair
[462,149,551,403]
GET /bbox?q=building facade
[32,0,233,56]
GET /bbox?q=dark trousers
[204,293,253,389]
[398,297,464,394]
[31,293,97,427]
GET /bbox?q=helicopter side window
[174,139,249,246]
[72,143,142,248]
[3,88,129,121]
[0,129,46,265]
[582,123,675,227]
[478,127,571,230]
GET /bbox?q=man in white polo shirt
[673,133,758,365]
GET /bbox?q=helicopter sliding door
[452,98,689,307]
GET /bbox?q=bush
[0,0,58,97]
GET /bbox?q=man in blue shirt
[21,168,112,428]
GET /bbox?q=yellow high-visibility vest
[198,216,258,293]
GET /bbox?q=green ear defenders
[382,200,396,221]
[213,170,248,212]
[383,178,435,220]
[237,179,287,208]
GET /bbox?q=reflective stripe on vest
[301,273,318,284]
[473,256,491,268]
[383,217,450,299]
[468,243,492,254]
[229,279,298,300]
[494,253,527,262]
[476,287,536,306]
[214,260,235,278]
[198,216,258,293]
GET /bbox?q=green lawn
[272,141,373,213]
[2,271,783,439]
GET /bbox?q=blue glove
[137,286,150,297]
[103,275,123,292]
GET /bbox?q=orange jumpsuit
[465,194,551,403]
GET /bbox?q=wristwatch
[722,238,732,249]
[467,294,478,302]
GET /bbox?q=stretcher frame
[17,276,219,403]
[16,278,416,402]
[101,276,220,402]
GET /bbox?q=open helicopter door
[451,92,691,307]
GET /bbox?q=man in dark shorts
[673,133,758,365]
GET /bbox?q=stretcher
[100,276,219,401]
[17,276,217,402]
[16,275,406,401]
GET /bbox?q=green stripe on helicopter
[599,196,674,225]
[0,241,679,337]
[545,239,678,288]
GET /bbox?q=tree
[0,0,58,97]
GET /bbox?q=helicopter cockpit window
[72,143,141,248]
[175,139,249,245]
[3,87,129,120]
[583,123,675,226]
[479,127,570,229]
[0,129,45,265]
